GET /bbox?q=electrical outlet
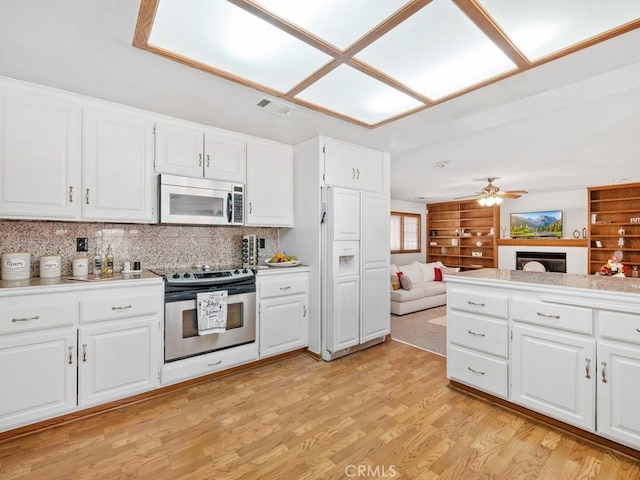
[259,238,265,248]
[76,237,88,252]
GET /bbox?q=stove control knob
[172,273,180,279]
[233,269,240,274]
[242,268,248,274]
[183,273,191,278]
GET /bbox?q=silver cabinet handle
[303,305,307,317]
[207,154,210,168]
[352,167,356,179]
[537,312,560,319]
[356,168,360,180]
[468,330,485,337]
[280,286,291,290]
[249,202,252,214]
[85,188,90,205]
[585,358,591,379]
[69,186,74,203]
[198,153,202,167]
[68,346,74,365]
[636,328,640,333]
[11,315,40,323]
[601,361,608,383]
[111,305,132,310]
[82,343,87,362]
[467,366,485,375]
[467,301,485,307]
[208,360,222,367]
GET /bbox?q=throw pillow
[390,273,401,290]
[400,275,413,290]
[440,265,461,275]
[434,267,443,281]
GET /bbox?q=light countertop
[0,270,161,291]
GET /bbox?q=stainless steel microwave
[159,174,244,226]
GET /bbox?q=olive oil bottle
[93,246,102,275]
[104,244,114,275]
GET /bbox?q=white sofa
[390,261,458,315]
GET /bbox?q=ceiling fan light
[485,196,496,207]
[478,197,487,206]
[495,197,503,205]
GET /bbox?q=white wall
[390,199,426,266]
[499,189,588,239]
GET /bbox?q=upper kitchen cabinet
[155,119,246,183]
[246,140,293,227]
[0,79,81,219]
[82,103,157,223]
[323,138,385,193]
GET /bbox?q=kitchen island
[445,268,640,458]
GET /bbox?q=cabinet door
[0,84,81,219]
[511,325,595,430]
[246,141,293,226]
[0,328,77,432]
[327,275,360,353]
[361,265,390,343]
[329,187,360,241]
[78,317,160,408]
[82,105,156,222]
[324,139,383,192]
[204,132,246,182]
[259,294,308,359]
[597,340,640,450]
[155,120,204,177]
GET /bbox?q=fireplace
[516,251,567,273]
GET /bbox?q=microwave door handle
[227,193,233,223]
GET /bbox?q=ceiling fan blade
[453,194,481,200]
[498,192,523,199]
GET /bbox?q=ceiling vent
[254,97,296,117]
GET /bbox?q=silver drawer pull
[208,360,223,367]
[467,366,485,375]
[601,361,608,383]
[467,330,485,337]
[636,328,640,333]
[68,346,74,365]
[585,358,591,379]
[82,343,88,362]
[536,312,560,319]
[467,301,485,307]
[280,286,291,290]
[111,305,132,310]
[11,315,40,323]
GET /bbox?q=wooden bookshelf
[426,200,499,270]
[588,182,640,276]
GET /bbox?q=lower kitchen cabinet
[257,268,309,359]
[0,328,77,432]
[328,275,360,353]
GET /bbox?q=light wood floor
[1,341,638,479]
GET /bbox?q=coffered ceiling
[134,0,640,128]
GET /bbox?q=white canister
[2,253,31,280]
[40,255,62,278]
[72,257,89,276]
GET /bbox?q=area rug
[390,306,447,356]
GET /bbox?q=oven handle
[227,192,232,223]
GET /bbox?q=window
[390,212,421,253]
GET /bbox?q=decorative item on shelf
[573,229,580,238]
[618,237,625,247]
[591,213,597,224]
[633,266,639,278]
[598,253,628,277]
[501,226,506,239]
[429,241,437,246]
[489,227,495,236]
[451,238,459,246]
[477,232,482,236]
[471,251,483,257]
[429,229,437,236]
[582,227,587,238]
[454,229,459,236]
[441,247,448,254]
[595,240,603,248]
[617,226,626,236]
[631,217,640,224]
[476,241,483,247]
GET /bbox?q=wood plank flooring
[1,340,638,479]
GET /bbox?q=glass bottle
[93,246,102,275]
[104,244,114,275]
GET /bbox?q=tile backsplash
[0,220,280,277]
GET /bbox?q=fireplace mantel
[497,239,588,247]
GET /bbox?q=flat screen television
[510,210,563,239]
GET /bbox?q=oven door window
[182,302,243,338]
[169,192,224,219]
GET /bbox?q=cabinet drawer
[511,298,592,334]
[449,312,508,358]
[258,273,308,299]
[599,310,640,345]
[448,288,508,319]
[80,287,159,323]
[447,345,508,398]
[0,295,76,334]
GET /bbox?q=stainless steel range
[154,266,256,363]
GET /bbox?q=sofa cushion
[441,265,461,275]
[400,275,413,290]
[418,261,443,282]
[399,261,424,284]
[390,286,427,302]
[423,281,447,296]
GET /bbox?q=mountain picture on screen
[510,210,563,238]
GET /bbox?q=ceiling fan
[457,178,528,206]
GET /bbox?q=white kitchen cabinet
[329,187,360,241]
[245,140,293,227]
[82,103,157,222]
[511,324,595,430]
[155,119,246,182]
[257,270,309,359]
[0,79,81,219]
[327,275,360,352]
[323,138,384,192]
[0,328,77,432]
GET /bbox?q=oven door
[160,183,233,225]
[165,291,256,362]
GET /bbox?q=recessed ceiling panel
[356,0,516,100]
[295,65,424,125]
[254,0,411,50]
[148,0,332,92]
[479,0,640,60]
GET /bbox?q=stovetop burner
[151,266,254,287]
